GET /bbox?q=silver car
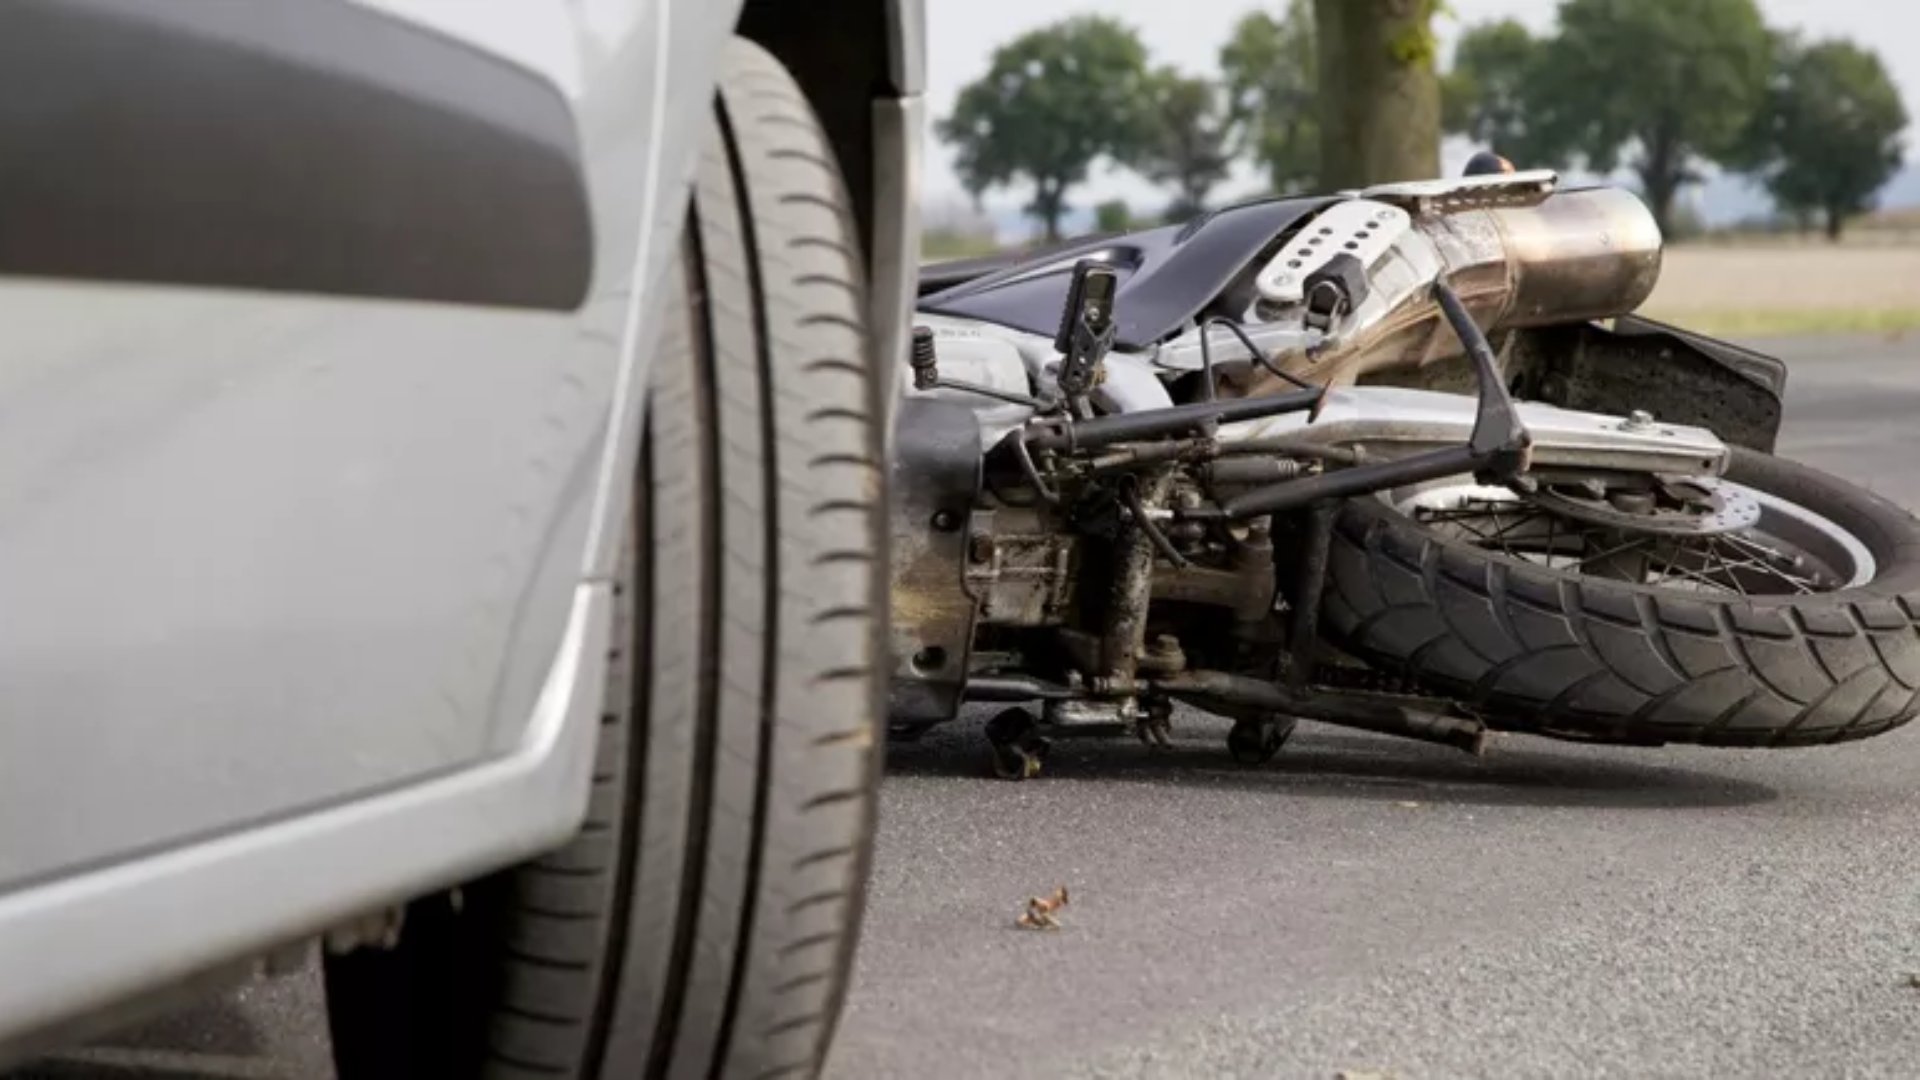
[0,2,922,1076]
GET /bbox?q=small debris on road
[1905,972,1920,990]
[1016,886,1070,930]
[1336,1070,1395,1080]
[1395,800,1421,809]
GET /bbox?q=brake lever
[1431,280,1532,480]
[1218,282,1537,519]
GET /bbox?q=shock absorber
[1099,469,1176,695]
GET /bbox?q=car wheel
[324,37,884,1080]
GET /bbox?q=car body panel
[0,0,921,1054]
[0,0,718,1051]
[870,92,925,445]
[0,282,609,887]
[0,581,611,1052]
[0,0,595,309]
[0,0,724,892]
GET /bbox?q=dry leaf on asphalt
[1016,885,1070,930]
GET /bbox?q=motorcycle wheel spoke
[1485,507,1543,545]
[1715,536,1817,594]
[1708,538,1749,596]
[1399,480,1850,598]
[1719,532,1823,592]
[1570,535,1652,571]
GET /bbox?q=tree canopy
[1093,199,1135,233]
[1136,69,1237,220]
[1528,0,1775,236]
[1219,1,1320,193]
[936,1,1910,242]
[936,16,1154,240]
[1742,39,1909,239]
[1442,20,1554,166]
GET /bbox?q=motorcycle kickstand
[1219,500,1330,767]
[1286,500,1338,692]
[1136,695,1174,750]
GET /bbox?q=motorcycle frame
[894,172,1791,745]
[888,281,1749,741]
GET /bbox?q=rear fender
[1503,317,1787,454]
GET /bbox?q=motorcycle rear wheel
[1322,447,1920,746]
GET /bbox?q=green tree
[1741,39,1909,241]
[1220,1,1321,193]
[937,16,1153,240]
[1531,0,1773,237]
[1442,20,1555,165]
[1137,69,1235,220]
[1093,199,1135,233]
[1314,0,1442,187]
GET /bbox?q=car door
[0,0,735,892]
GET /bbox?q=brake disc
[1522,475,1762,536]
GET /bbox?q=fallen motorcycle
[889,171,1920,778]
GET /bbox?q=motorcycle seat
[917,194,1337,350]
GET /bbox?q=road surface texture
[13,333,1920,1079]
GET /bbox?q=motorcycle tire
[1322,447,1920,747]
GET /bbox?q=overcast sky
[922,0,1920,217]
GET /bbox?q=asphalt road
[16,334,1920,1080]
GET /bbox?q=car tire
[324,37,884,1080]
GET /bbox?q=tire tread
[1323,447,1920,746]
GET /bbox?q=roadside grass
[922,229,1002,262]
[1635,307,1920,339]
[1638,243,1920,340]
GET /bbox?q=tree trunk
[1032,179,1065,242]
[1314,0,1440,188]
[1825,206,1845,243]
[1636,130,1686,240]
[1182,177,1209,217]
[1638,166,1678,240]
